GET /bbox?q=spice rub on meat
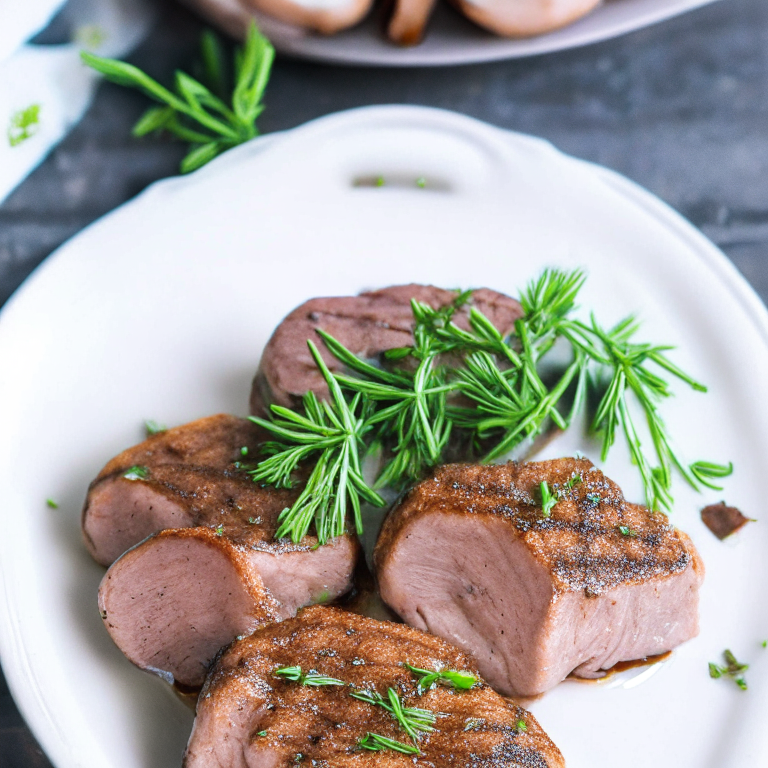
[88,415,359,687]
[184,605,564,768]
[250,284,523,415]
[375,459,704,698]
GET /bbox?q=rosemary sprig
[249,268,731,543]
[273,665,344,687]
[351,688,436,743]
[404,664,477,694]
[249,342,385,544]
[358,733,419,755]
[81,22,273,173]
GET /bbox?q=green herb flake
[618,525,638,537]
[416,177,426,189]
[586,493,601,505]
[351,687,436,743]
[145,419,167,436]
[257,730,267,737]
[516,719,527,732]
[405,663,477,694]
[241,446,249,456]
[709,649,749,690]
[540,481,556,518]
[123,465,149,481]
[762,640,767,649]
[214,524,224,536]
[8,104,41,147]
[358,732,419,755]
[274,665,344,687]
[46,498,59,509]
[375,176,385,187]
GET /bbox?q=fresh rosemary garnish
[358,732,419,755]
[273,666,345,687]
[249,342,386,543]
[539,481,556,518]
[123,465,149,481]
[250,268,732,544]
[709,649,749,690]
[404,663,477,694]
[81,22,273,173]
[351,688,435,743]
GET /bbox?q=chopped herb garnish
[123,465,149,481]
[416,177,426,189]
[404,663,477,694]
[144,419,167,436]
[516,719,527,732]
[709,649,749,690]
[240,446,249,456]
[539,481,556,518]
[46,498,59,509]
[351,688,435,743]
[762,640,767,649]
[618,525,638,537]
[81,23,273,173]
[375,176,385,187]
[274,666,344,687]
[358,732,419,755]
[564,473,582,490]
[8,104,40,147]
[214,524,224,536]
[257,730,267,737]
[250,269,732,544]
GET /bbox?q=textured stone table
[1,0,766,763]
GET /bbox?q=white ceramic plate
[192,0,720,66]
[1,105,767,768]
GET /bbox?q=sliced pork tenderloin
[99,528,357,687]
[250,284,523,415]
[184,605,565,768]
[375,458,704,697]
[84,414,293,566]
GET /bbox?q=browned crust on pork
[82,415,334,566]
[376,458,697,596]
[185,605,564,768]
[251,285,523,415]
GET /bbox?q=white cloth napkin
[0,0,155,203]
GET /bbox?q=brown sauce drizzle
[568,651,672,684]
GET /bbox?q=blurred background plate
[0,105,766,768]
[186,0,721,66]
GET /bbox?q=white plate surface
[217,0,720,66]
[1,105,767,768]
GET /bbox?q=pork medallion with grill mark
[375,458,704,697]
[250,284,523,415]
[184,605,565,768]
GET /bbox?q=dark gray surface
[1,0,766,763]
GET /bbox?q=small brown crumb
[701,503,753,540]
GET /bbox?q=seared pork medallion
[184,606,565,768]
[250,284,522,415]
[375,459,704,697]
[87,415,359,687]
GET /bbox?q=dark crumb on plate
[701,503,753,540]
